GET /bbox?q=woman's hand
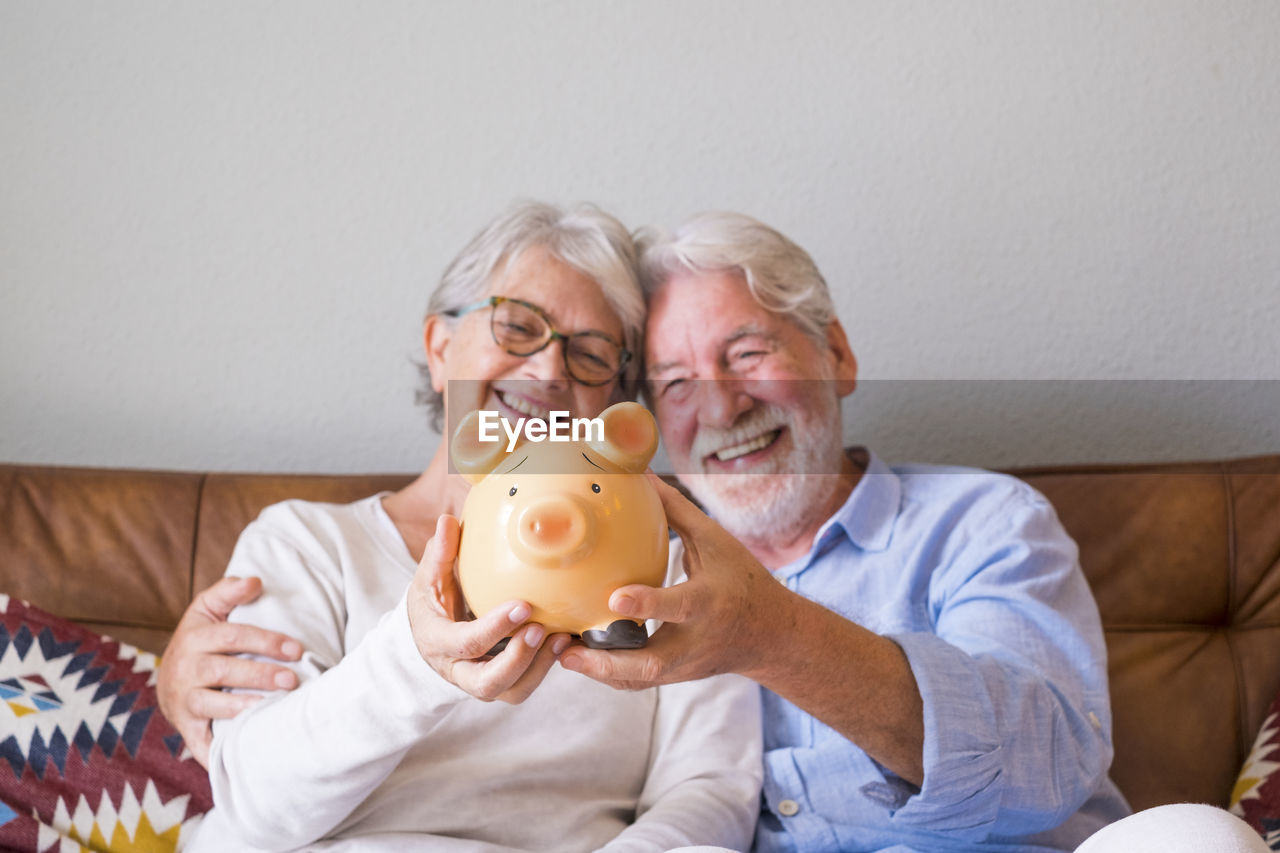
[156,576,303,767]
[406,515,569,703]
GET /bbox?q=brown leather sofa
[2,456,1278,814]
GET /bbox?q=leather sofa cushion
[1023,456,1280,810]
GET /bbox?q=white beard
[681,394,846,545]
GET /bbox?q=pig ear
[587,402,659,473]
[450,410,507,484]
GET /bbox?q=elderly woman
[169,202,762,852]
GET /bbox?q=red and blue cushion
[1231,689,1280,850]
[0,594,211,851]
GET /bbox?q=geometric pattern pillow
[1231,687,1280,851]
[0,594,211,852]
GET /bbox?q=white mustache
[688,405,790,469]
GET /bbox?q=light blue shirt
[754,450,1131,853]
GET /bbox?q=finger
[193,653,299,692]
[189,736,211,769]
[498,632,571,704]
[191,621,303,661]
[190,576,266,622]
[559,642,665,689]
[421,515,462,571]
[646,472,708,538]
[422,516,467,619]
[452,622,548,701]
[184,687,265,721]
[608,583,694,624]
[178,722,212,768]
[441,600,535,661]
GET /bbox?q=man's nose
[697,379,754,429]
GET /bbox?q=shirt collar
[832,448,901,553]
[795,447,901,568]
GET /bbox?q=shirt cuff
[880,631,1004,839]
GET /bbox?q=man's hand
[559,473,789,689]
[156,576,304,768]
[406,515,569,704]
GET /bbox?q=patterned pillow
[1231,688,1280,850]
[0,594,211,852]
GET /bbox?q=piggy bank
[450,401,669,649]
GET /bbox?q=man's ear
[423,314,452,394]
[824,320,858,397]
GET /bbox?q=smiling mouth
[707,429,783,463]
[495,389,552,420]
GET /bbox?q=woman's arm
[204,508,563,849]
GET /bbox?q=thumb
[192,576,264,622]
[421,515,462,570]
[610,583,693,625]
[421,515,466,619]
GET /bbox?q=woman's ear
[423,314,452,394]
[824,320,858,397]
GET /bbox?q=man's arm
[739,592,926,785]
[156,576,303,767]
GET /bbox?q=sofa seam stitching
[1223,463,1249,764]
[190,472,207,610]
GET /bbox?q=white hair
[634,211,836,344]
[417,201,645,431]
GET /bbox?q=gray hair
[417,201,645,431]
[634,211,836,344]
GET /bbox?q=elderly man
[554,212,1132,852]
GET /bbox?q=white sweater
[188,495,762,853]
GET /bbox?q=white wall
[3,1,1278,473]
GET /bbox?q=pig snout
[510,496,596,565]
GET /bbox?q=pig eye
[591,483,601,493]
[509,486,518,496]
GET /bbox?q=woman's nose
[521,339,571,386]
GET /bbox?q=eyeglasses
[445,296,631,387]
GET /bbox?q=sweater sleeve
[204,510,469,851]
[598,673,764,853]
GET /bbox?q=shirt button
[778,799,801,817]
